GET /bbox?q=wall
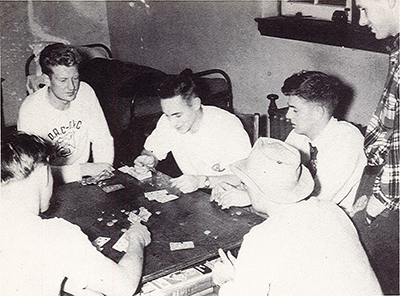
[1,1,389,127]
[1,1,110,126]
[107,0,388,126]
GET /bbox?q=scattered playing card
[144,189,168,200]
[112,232,129,252]
[157,194,179,203]
[138,206,152,222]
[144,190,179,203]
[169,241,195,251]
[92,237,111,250]
[118,165,130,173]
[101,184,125,193]
[128,212,142,223]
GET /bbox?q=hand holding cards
[81,168,114,185]
[118,165,152,181]
[113,219,152,252]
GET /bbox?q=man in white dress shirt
[213,71,366,215]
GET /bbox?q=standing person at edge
[354,0,399,225]
[133,74,252,193]
[18,43,114,185]
[0,132,151,296]
[212,71,366,215]
[351,0,399,294]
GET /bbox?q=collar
[310,117,337,147]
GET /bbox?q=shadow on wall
[333,74,355,121]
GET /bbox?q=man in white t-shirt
[134,74,251,193]
[0,132,151,296]
[213,71,366,215]
[18,43,114,184]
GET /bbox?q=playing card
[144,189,168,200]
[169,241,195,251]
[92,237,111,248]
[101,184,125,193]
[156,194,179,203]
[127,167,152,181]
[118,165,130,173]
[138,206,152,222]
[128,212,142,223]
[112,232,129,252]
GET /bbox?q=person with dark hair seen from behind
[133,74,251,194]
[0,132,150,296]
[350,0,399,294]
[18,43,114,185]
[212,71,366,216]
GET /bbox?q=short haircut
[281,71,342,115]
[157,74,200,105]
[39,43,82,76]
[1,132,51,184]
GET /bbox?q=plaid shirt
[364,35,399,211]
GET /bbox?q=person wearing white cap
[212,137,382,296]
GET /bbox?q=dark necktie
[309,143,318,178]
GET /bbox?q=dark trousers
[351,166,399,295]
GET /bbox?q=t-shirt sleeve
[218,115,252,171]
[17,97,39,134]
[143,115,172,161]
[47,218,121,294]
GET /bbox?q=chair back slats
[267,94,293,141]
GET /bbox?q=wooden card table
[42,170,265,283]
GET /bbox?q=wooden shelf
[255,16,390,54]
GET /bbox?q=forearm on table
[197,174,241,189]
[51,164,81,184]
[84,257,140,296]
[118,243,145,292]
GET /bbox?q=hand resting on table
[80,162,114,177]
[211,182,251,209]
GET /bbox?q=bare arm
[82,223,151,296]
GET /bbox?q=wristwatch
[204,176,211,189]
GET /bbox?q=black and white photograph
[1,0,398,295]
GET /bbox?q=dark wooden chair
[266,93,293,141]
